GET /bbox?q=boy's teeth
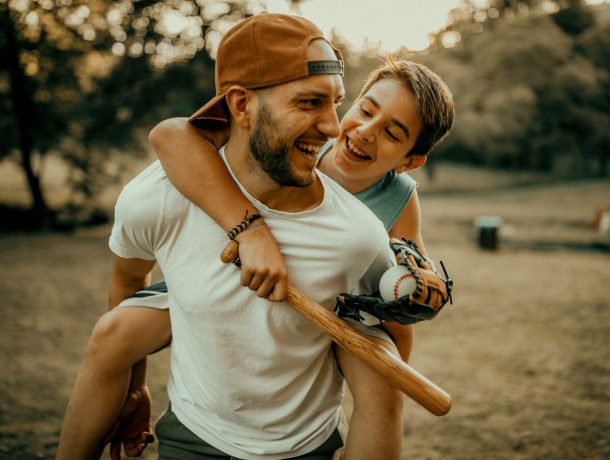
[347,139,370,158]
[295,142,322,154]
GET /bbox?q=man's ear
[225,86,252,129]
[394,154,427,174]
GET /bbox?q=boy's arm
[149,118,288,301]
[385,191,426,362]
[388,190,428,257]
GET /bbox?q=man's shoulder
[115,161,187,227]
[121,161,166,195]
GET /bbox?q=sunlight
[267,0,462,51]
[264,0,606,52]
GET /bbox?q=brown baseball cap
[189,13,344,126]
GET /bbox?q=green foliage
[552,0,596,35]
[417,4,610,176]
[1,0,608,231]
[0,0,267,226]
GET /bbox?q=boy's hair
[357,56,455,156]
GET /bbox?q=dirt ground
[1,164,609,459]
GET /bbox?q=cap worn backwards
[189,13,344,126]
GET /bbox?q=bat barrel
[286,287,451,416]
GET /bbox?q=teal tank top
[318,141,417,232]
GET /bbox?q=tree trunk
[3,5,51,229]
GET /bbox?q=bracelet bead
[227,213,262,240]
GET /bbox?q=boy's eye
[359,101,373,117]
[386,128,400,142]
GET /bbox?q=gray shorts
[155,406,344,460]
[117,280,169,309]
[119,280,394,345]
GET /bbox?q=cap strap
[307,60,344,76]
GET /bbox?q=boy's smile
[325,78,423,193]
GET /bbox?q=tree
[0,0,272,229]
[418,2,610,176]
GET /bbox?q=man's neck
[223,139,324,213]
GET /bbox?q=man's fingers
[109,439,122,460]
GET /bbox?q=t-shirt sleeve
[109,163,168,261]
[356,241,395,295]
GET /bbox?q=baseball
[379,265,416,301]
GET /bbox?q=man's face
[250,102,304,186]
[248,40,345,187]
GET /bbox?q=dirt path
[1,172,608,459]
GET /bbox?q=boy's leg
[57,306,171,460]
[336,326,410,460]
[383,323,413,362]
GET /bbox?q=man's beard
[249,104,313,187]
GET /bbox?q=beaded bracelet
[227,213,262,240]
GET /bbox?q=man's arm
[109,256,156,309]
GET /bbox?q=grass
[0,161,609,459]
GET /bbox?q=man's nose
[317,106,341,139]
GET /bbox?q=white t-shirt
[109,151,394,459]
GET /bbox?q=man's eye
[301,99,321,108]
[360,107,371,117]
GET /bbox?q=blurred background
[1,0,609,459]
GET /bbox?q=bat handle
[220,240,240,264]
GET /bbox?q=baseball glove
[335,238,453,325]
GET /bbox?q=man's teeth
[347,138,370,159]
[295,142,323,155]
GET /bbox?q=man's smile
[294,140,325,155]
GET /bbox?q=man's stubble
[249,103,313,188]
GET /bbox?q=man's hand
[104,386,154,459]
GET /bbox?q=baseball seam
[394,273,414,300]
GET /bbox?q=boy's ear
[394,155,427,174]
[225,86,252,129]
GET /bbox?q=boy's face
[332,78,424,187]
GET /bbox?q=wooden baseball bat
[221,240,451,416]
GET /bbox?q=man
[101,13,394,459]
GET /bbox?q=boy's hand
[230,224,289,301]
[104,386,154,459]
[335,238,453,325]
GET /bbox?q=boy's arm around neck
[149,117,257,230]
[148,117,288,301]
